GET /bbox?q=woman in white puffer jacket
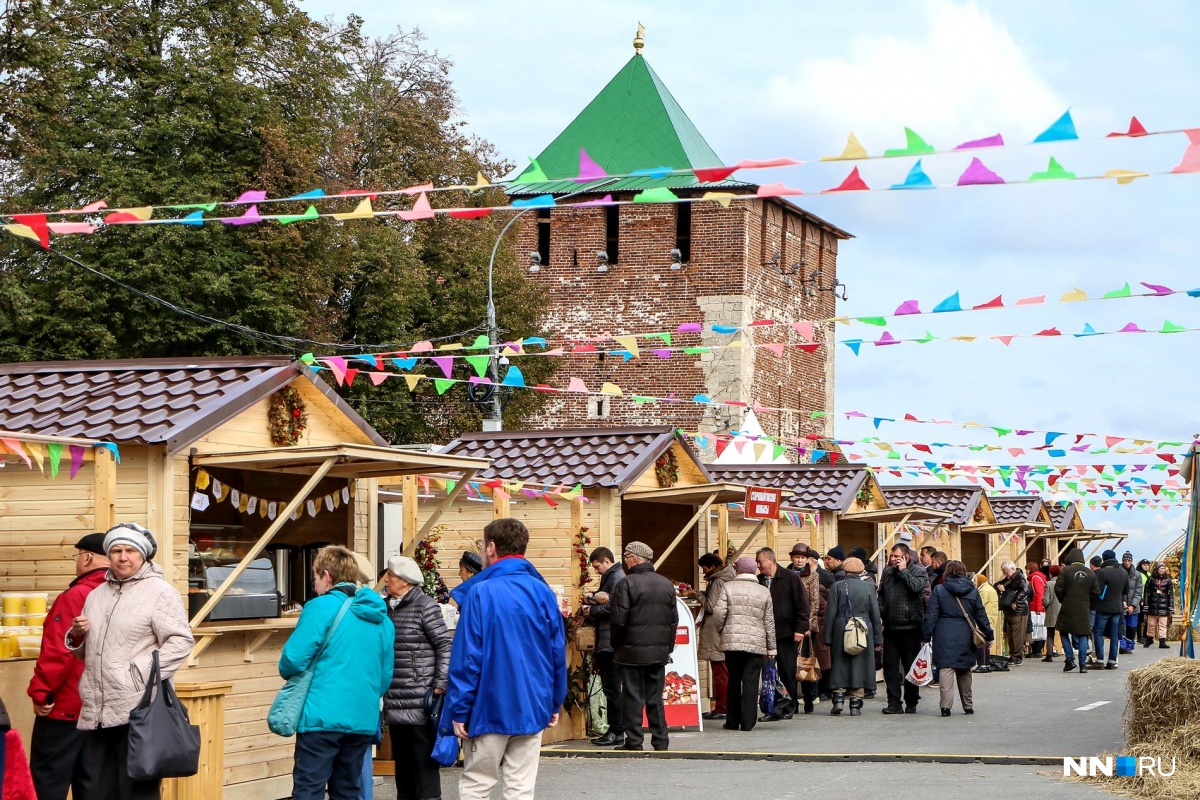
[66,523,193,800]
[711,556,776,732]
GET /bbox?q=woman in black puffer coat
[382,556,452,800]
[1142,562,1175,650]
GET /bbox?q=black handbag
[127,651,201,781]
[423,687,445,723]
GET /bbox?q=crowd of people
[10,518,1173,800]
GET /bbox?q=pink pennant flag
[1015,295,1045,306]
[993,335,1016,346]
[401,183,434,195]
[1140,282,1174,296]
[748,319,774,327]
[224,205,262,225]
[762,343,785,356]
[756,182,804,197]
[575,148,607,182]
[954,133,1004,150]
[1118,322,1146,333]
[973,295,1004,310]
[323,356,348,385]
[957,158,1004,186]
[368,371,389,386]
[739,158,803,169]
[822,166,870,193]
[47,222,98,235]
[1034,327,1062,336]
[1105,436,1125,448]
[429,356,454,377]
[0,438,31,467]
[1172,129,1200,173]
[59,200,108,213]
[578,194,614,206]
[399,192,434,220]
[566,378,589,393]
[235,190,267,203]
[792,321,814,342]
[875,332,900,346]
[543,348,565,356]
[69,445,85,479]
[677,323,703,333]
[410,340,434,353]
[894,300,920,316]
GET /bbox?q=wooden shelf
[187,616,299,667]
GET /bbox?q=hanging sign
[744,487,783,520]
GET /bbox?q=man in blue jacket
[447,518,567,800]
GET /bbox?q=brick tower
[509,32,852,452]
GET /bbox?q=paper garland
[0,439,118,479]
[196,469,353,521]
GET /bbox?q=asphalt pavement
[369,644,1176,799]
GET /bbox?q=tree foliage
[0,0,553,441]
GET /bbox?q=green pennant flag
[934,472,948,483]
[1029,156,1076,181]
[968,445,986,452]
[171,202,218,211]
[514,157,548,184]
[633,187,680,203]
[992,427,1012,437]
[632,395,655,404]
[464,355,491,377]
[916,331,937,344]
[646,332,672,345]
[999,467,1014,479]
[445,480,456,494]
[1032,480,1046,490]
[434,378,455,395]
[773,445,788,460]
[300,353,316,364]
[857,317,888,327]
[47,443,62,478]
[811,411,827,419]
[1066,482,1079,492]
[1161,320,1187,333]
[683,347,710,355]
[883,127,935,157]
[467,335,490,349]
[278,204,319,224]
[1103,283,1132,298]
[887,451,901,460]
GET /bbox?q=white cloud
[762,0,1065,149]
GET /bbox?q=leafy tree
[0,1,553,441]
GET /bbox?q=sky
[304,0,1199,559]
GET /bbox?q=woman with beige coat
[711,557,776,732]
[973,574,1001,672]
[66,523,194,800]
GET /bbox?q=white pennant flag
[268,502,278,520]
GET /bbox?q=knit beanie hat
[624,541,654,561]
[1102,549,1117,562]
[826,546,846,562]
[1050,565,1062,577]
[1122,551,1133,562]
[103,522,157,561]
[734,556,758,575]
[843,557,865,574]
[849,547,868,561]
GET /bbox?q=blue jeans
[1093,612,1122,663]
[1069,633,1090,665]
[293,731,373,800]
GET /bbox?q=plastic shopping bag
[905,642,934,687]
[759,657,778,715]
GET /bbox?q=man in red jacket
[26,533,109,800]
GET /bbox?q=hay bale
[1068,658,1200,799]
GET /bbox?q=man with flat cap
[26,533,110,800]
[610,541,678,751]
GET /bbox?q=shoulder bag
[841,581,870,656]
[954,595,989,648]
[797,635,821,683]
[268,594,354,737]
[127,650,202,780]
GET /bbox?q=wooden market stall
[1044,500,1093,561]
[0,357,487,800]
[880,485,997,568]
[390,426,751,739]
[963,495,1051,581]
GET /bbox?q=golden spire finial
[633,22,645,54]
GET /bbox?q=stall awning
[962,521,1051,534]
[624,483,756,505]
[841,506,954,523]
[192,444,489,479]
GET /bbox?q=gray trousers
[939,668,973,711]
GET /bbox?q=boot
[1160,638,1170,649]
[803,697,814,714]
[849,697,863,716]
[830,691,845,716]
[1041,653,1054,662]
[1142,638,1152,648]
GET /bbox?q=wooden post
[654,495,718,568]
[596,491,618,553]
[766,518,778,552]
[147,446,175,585]
[732,520,767,560]
[716,504,729,561]
[402,476,419,554]
[493,485,511,519]
[93,445,116,531]
[162,682,234,800]
[190,457,337,626]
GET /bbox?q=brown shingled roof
[1047,501,1080,531]
[879,484,985,526]
[0,357,386,452]
[441,426,707,491]
[706,465,868,511]
[988,495,1047,524]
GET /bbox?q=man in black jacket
[610,541,679,752]
[1093,550,1128,669]
[879,543,930,714]
[584,547,627,746]
[756,548,809,721]
[996,562,1032,666]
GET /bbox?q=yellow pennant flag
[600,382,623,396]
[403,374,423,391]
[702,191,737,208]
[2,224,41,243]
[25,442,46,474]
[1060,288,1088,301]
[821,132,868,161]
[613,335,640,358]
[195,469,211,490]
[114,207,154,220]
[333,198,374,220]
[1103,169,1148,185]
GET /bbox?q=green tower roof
[509,53,749,194]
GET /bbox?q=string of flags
[0,437,120,478]
[191,469,354,520]
[410,474,589,508]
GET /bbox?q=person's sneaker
[1105,662,1119,670]
[882,705,904,715]
[591,732,624,747]
[1063,661,1077,673]
[1080,665,1088,673]
[972,665,991,674]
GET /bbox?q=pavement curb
[541,748,1062,766]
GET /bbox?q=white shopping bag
[905,642,934,686]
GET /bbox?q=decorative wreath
[855,487,872,508]
[973,505,987,523]
[574,526,593,588]
[655,449,680,488]
[268,386,308,447]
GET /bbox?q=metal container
[266,545,297,605]
[300,542,331,606]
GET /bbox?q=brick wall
[516,194,845,454]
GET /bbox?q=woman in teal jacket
[280,546,393,800]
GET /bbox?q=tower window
[605,205,620,264]
[587,397,611,419]
[675,202,692,263]
[536,208,551,266]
